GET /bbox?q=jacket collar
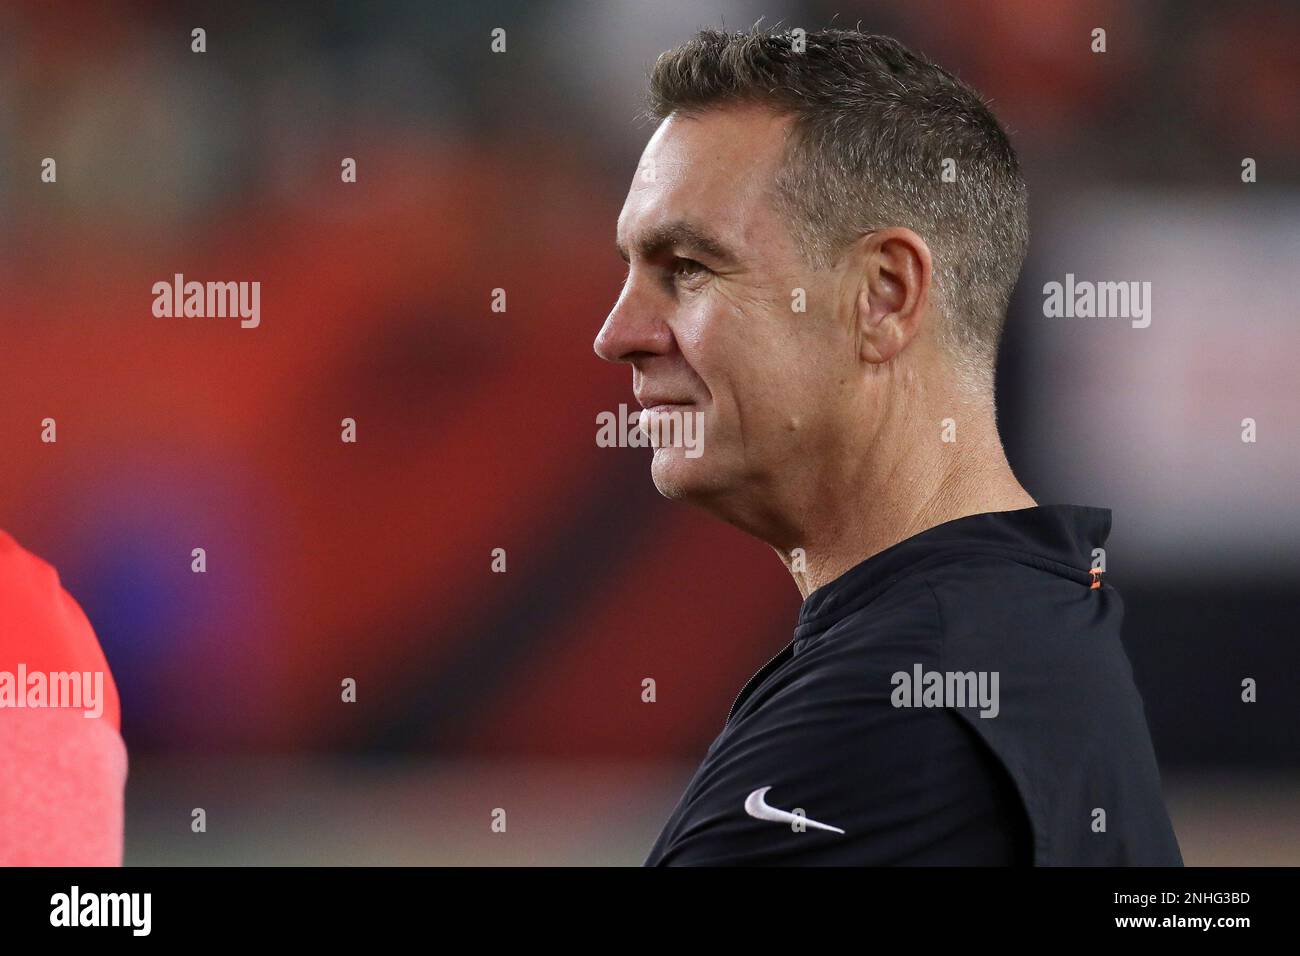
[794,504,1112,642]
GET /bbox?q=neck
[774,392,1036,600]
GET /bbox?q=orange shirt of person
[0,529,126,866]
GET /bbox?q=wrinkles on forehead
[616,109,797,271]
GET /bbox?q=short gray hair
[647,26,1030,391]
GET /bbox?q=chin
[649,446,724,503]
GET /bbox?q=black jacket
[645,505,1183,866]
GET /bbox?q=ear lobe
[854,282,889,365]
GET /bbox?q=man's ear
[853,227,932,365]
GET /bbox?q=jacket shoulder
[921,555,1182,865]
[0,530,121,731]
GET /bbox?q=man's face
[595,105,859,526]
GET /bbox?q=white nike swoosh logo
[744,786,846,834]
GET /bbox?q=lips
[635,395,694,411]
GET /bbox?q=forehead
[617,105,795,259]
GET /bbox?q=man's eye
[672,258,709,281]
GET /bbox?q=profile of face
[594,105,877,532]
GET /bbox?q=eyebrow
[616,221,739,267]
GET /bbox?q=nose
[593,275,674,364]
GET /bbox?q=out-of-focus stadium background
[1,0,1297,864]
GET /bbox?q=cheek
[752,340,850,436]
[672,301,733,396]
[680,285,840,423]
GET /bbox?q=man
[594,27,1181,865]
[0,529,126,865]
